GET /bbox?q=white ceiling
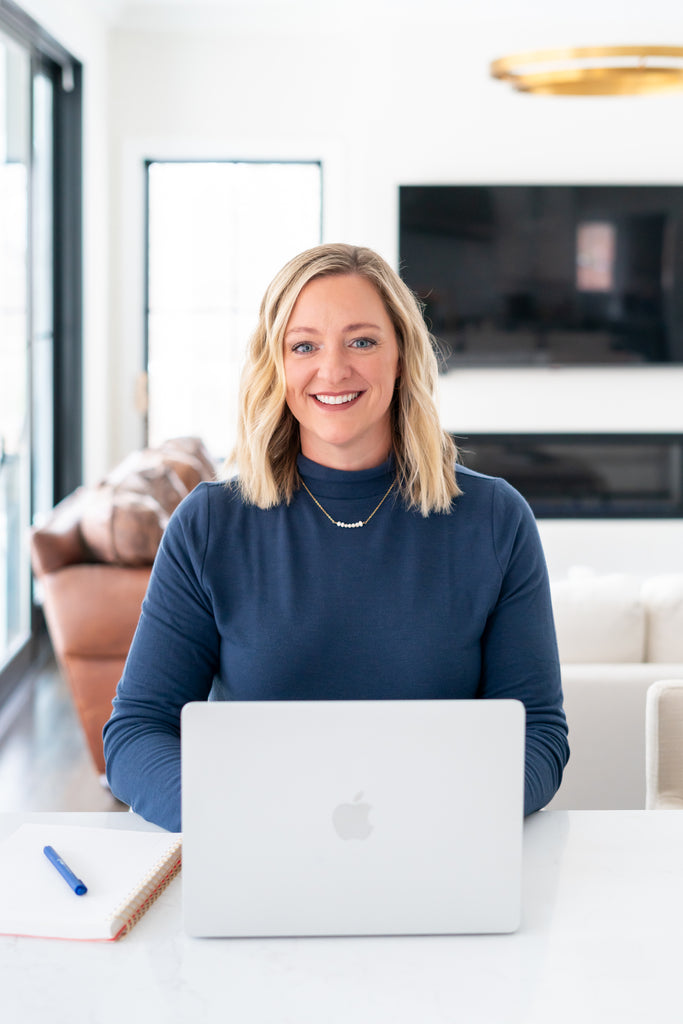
[94,0,683,35]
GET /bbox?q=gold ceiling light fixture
[490,45,683,96]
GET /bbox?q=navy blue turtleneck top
[103,455,569,831]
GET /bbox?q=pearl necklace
[299,477,395,528]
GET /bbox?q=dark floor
[0,657,127,813]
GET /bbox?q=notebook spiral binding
[110,842,182,940]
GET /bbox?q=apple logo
[332,792,373,840]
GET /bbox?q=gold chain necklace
[299,478,395,529]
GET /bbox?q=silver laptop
[181,698,525,938]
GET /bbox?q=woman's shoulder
[160,478,258,566]
[454,462,495,486]
[454,461,521,498]
[175,475,285,530]
[453,462,534,522]
[165,477,243,531]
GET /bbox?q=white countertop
[2,810,682,1024]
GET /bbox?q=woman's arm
[480,479,570,814]
[103,484,220,831]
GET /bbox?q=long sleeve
[103,484,220,831]
[480,478,569,814]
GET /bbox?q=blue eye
[291,342,315,354]
[351,337,377,349]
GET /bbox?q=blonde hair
[229,243,460,515]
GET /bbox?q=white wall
[538,520,683,580]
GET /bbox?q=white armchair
[646,680,683,809]
[546,571,683,809]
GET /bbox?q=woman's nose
[318,343,352,383]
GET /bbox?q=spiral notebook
[0,824,182,941]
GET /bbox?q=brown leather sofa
[30,437,215,775]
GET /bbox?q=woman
[104,243,569,832]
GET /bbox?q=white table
[1,810,682,1024]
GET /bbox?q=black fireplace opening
[454,433,683,518]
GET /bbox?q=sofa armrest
[646,679,683,809]
[547,663,683,810]
[40,564,151,659]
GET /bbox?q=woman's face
[283,274,401,471]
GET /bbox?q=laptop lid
[181,698,525,938]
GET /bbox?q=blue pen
[43,845,88,896]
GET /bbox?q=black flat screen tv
[399,185,683,368]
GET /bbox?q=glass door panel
[31,71,54,524]
[0,33,31,668]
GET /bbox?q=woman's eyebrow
[344,322,383,332]
[285,321,383,338]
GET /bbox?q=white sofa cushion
[550,571,646,664]
[641,575,683,662]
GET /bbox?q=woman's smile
[312,391,362,406]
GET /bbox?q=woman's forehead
[286,273,391,326]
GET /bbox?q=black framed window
[0,0,82,703]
